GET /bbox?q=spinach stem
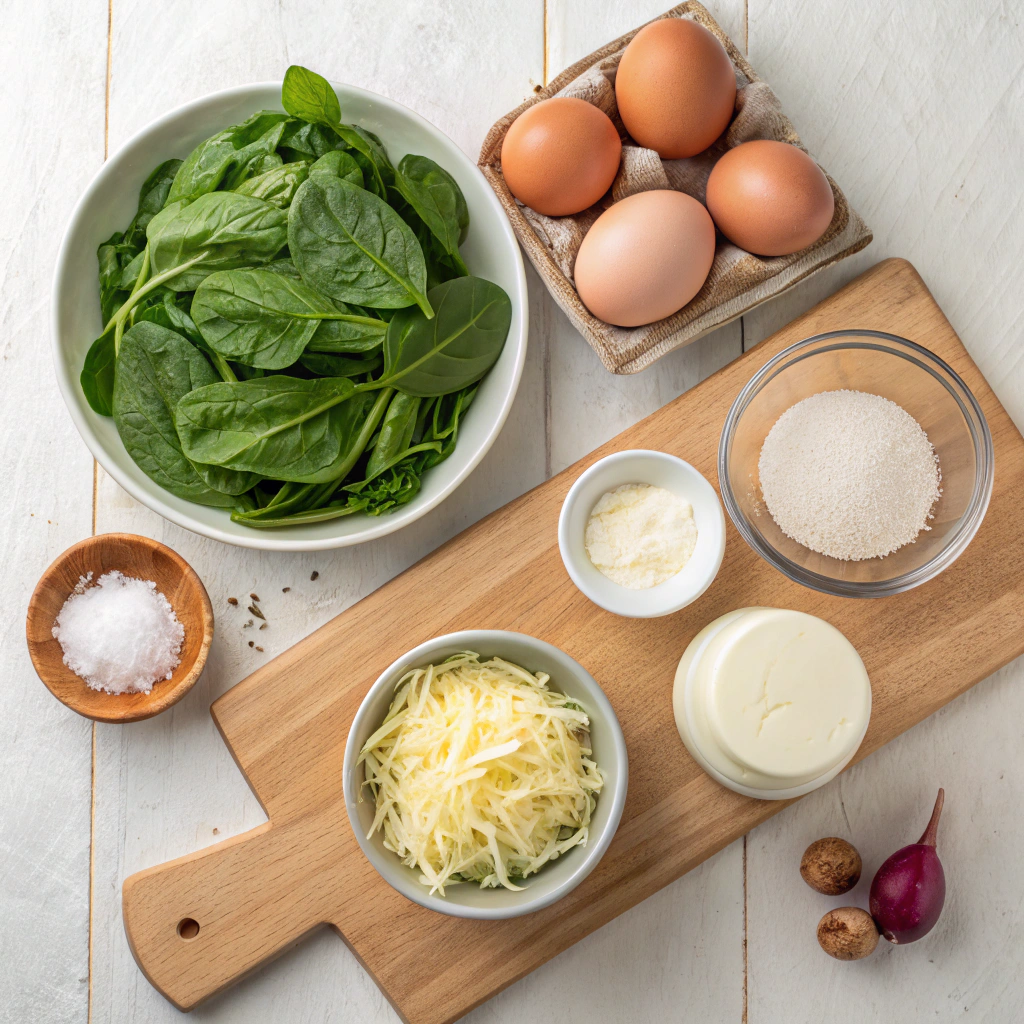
[289,312,385,327]
[209,352,238,383]
[102,250,210,336]
[233,387,394,524]
[113,246,151,355]
[451,251,469,278]
[233,503,363,528]
[328,386,394,486]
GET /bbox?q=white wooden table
[3,2,1023,1021]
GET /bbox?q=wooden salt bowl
[26,534,214,723]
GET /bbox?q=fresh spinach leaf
[167,111,290,202]
[288,176,430,315]
[280,66,388,195]
[81,328,117,416]
[125,159,183,249]
[305,313,387,353]
[310,150,363,187]
[263,257,303,278]
[191,267,386,369]
[341,125,393,198]
[281,65,342,125]
[247,152,283,176]
[146,192,288,292]
[278,120,340,161]
[98,233,130,322]
[379,276,510,396]
[393,155,469,273]
[234,160,310,207]
[134,290,201,341]
[192,461,262,497]
[299,351,382,378]
[191,268,322,369]
[113,322,248,506]
[96,160,182,323]
[133,289,237,382]
[175,374,378,483]
[366,392,420,478]
[229,387,394,524]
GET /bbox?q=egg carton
[478,1,872,374]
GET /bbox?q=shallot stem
[917,788,944,847]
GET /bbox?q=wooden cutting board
[122,259,1024,1022]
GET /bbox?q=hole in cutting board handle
[177,918,200,940]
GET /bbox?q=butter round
[673,608,871,799]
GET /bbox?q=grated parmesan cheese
[585,483,698,589]
[358,652,603,895]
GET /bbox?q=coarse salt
[51,570,185,694]
[758,389,941,561]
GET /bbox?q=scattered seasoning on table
[259,623,267,630]
[758,389,941,561]
[282,587,291,593]
[248,641,254,648]
[255,646,264,653]
[243,619,253,629]
[227,597,238,606]
[248,604,265,620]
[250,593,260,602]
[52,571,184,694]
[310,571,319,581]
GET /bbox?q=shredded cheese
[358,652,604,895]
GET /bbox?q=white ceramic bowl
[343,630,628,920]
[558,450,726,617]
[52,82,528,551]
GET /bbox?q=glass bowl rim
[717,329,995,598]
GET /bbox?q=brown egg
[706,140,836,256]
[615,18,737,159]
[573,190,716,327]
[501,97,622,217]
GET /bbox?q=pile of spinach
[82,66,512,529]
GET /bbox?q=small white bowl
[558,450,726,618]
[343,630,628,920]
[52,81,527,551]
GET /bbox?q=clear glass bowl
[718,330,994,598]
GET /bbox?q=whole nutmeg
[817,907,879,961]
[800,837,862,895]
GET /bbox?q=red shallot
[869,788,946,944]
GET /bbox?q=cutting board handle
[122,821,325,1011]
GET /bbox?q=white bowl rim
[51,80,528,552]
[342,629,629,919]
[558,449,726,618]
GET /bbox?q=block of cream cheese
[673,608,871,800]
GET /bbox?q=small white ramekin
[558,450,726,618]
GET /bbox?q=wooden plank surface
[740,4,1024,1022]
[119,259,1024,1024]
[6,3,1024,1023]
[0,2,106,1022]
